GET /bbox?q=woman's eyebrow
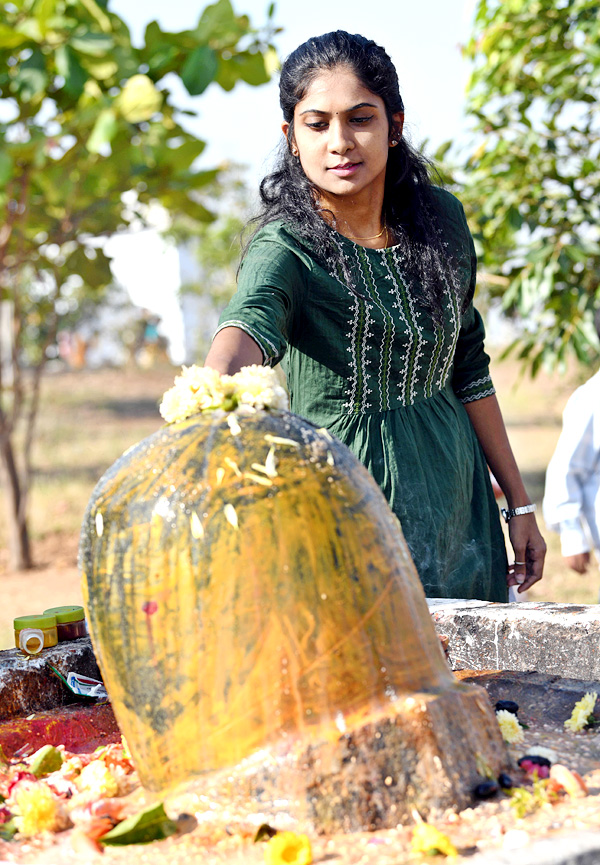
[299,102,378,116]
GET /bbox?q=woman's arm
[464,393,546,593]
[204,327,263,375]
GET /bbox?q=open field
[1,354,597,649]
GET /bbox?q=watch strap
[501,503,537,523]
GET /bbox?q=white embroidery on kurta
[380,251,412,407]
[436,270,461,390]
[455,373,493,396]
[460,386,496,404]
[390,248,426,406]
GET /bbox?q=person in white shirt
[543,312,600,593]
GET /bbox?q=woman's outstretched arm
[204,327,263,375]
[464,393,547,593]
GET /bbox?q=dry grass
[0,353,597,649]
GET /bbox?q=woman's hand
[506,513,547,593]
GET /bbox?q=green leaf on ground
[31,745,63,777]
[100,802,178,846]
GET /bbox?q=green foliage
[0,0,279,568]
[0,0,278,305]
[170,164,252,356]
[455,0,600,375]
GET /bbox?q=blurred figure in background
[543,310,600,598]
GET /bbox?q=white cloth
[543,369,600,557]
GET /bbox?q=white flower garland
[159,365,288,424]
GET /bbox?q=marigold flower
[496,709,524,744]
[564,691,597,732]
[411,823,457,857]
[76,761,119,798]
[264,830,312,865]
[11,781,62,836]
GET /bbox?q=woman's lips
[327,162,361,176]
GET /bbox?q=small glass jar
[43,606,87,641]
[14,614,58,655]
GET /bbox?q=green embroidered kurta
[217,189,508,601]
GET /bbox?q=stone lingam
[79,367,508,834]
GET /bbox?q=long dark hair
[246,30,463,321]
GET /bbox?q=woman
[205,30,546,600]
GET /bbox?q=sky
[111,0,478,186]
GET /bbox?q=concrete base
[428,600,600,679]
[468,832,600,865]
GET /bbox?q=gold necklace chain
[344,224,386,241]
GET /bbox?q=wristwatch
[501,503,537,523]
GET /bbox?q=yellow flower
[76,760,119,798]
[264,831,312,865]
[564,691,597,732]
[411,823,457,857]
[11,781,62,836]
[496,709,524,744]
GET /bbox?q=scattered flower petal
[190,512,204,540]
[264,446,278,477]
[227,414,242,435]
[411,823,457,857]
[224,504,239,529]
[264,831,312,865]
[264,434,299,448]
[496,709,524,744]
[224,457,242,477]
[243,473,274,486]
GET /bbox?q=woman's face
[282,66,403,206]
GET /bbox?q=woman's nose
[327,120,353,154]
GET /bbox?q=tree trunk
[0,433,32,570]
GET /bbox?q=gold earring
[291,148,299,157]
[390,139,398,147]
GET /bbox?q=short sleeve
[451,217,496,404]
[215,235,305,367]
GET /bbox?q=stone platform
[0,638,101,721]
[428,599,600,679]
[0,639,120,757]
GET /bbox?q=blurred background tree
[439,0,600,376]
[0,0,278,569]
[169,163,253,359]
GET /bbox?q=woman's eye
[351,115,373,124]
[306,121,328,129]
